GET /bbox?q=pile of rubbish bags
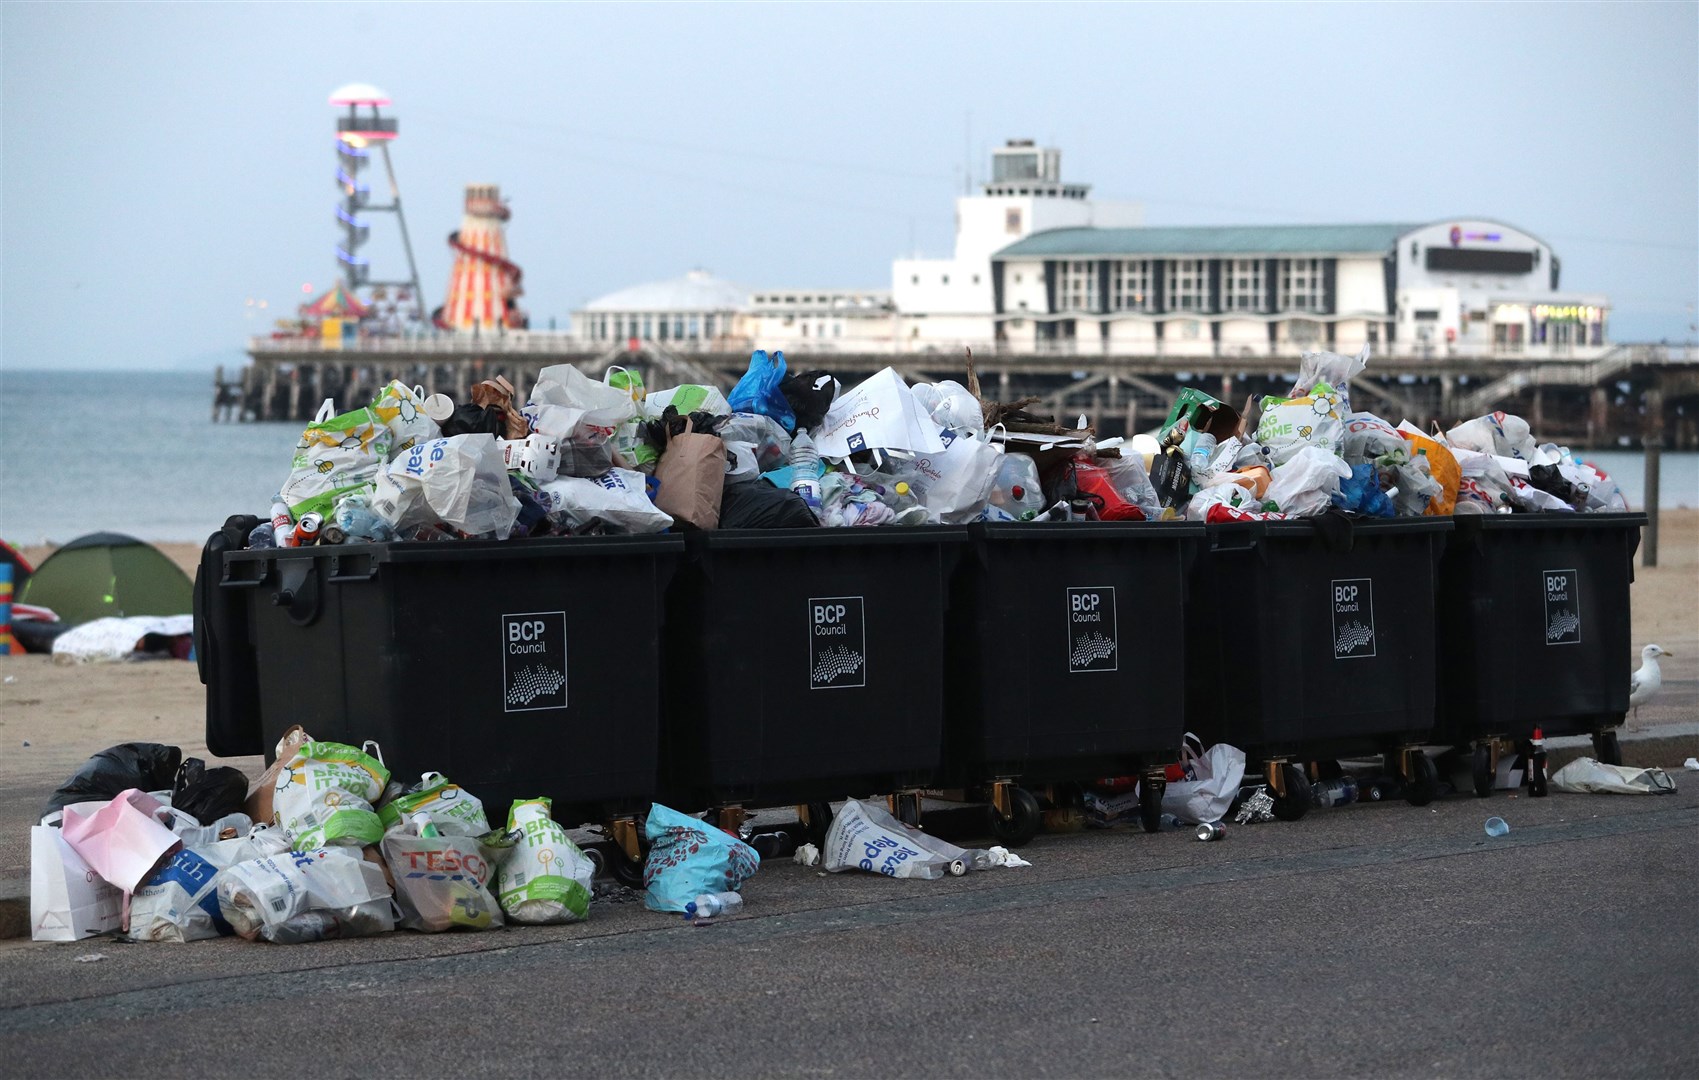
[29,730,745,943]
[30,731,1032,945]
[243,344,1629,550]
[1143,345,1630,523]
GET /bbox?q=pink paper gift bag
[61,788,183,892]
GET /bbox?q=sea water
[0,368,1695,542]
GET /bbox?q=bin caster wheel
[1270,764,1312,822]
[1138,777,1166,833]
[988,786,1041,847]
[803,802,834,848]
[1404,751,1440,807]
[1592,730,1623,767]
[1471,744,1496,798]
[608,845,647,889]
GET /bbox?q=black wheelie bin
[196,532,682,877]
[1432,512,1646,795]
[659,527,967,844]
[943,520,1203,845]
[1184,514,1452,818]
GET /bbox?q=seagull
[1628,644,1671,728]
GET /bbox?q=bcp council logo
[808,596,866,690]
[1066,586,1118,673]
[501,611,567,711]
[1543,569,1581,645]
[1331,579,1376,659]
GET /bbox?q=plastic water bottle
[883,481,928,525]
[789,431,823,512]
[683,891,743,919]
[1311,776,1358,808]
[247,522,276,549]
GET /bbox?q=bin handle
[328,553,379,583]
[1209,527,1257,553]
[269,558,322,627]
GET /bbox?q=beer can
[320,524,347,545]
[294,512,323,545]
[1195,821,1226,842]
[947,859,967,877]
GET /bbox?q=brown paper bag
[654,419,725,530]
[243,725,310,825]
[471,375,530,440]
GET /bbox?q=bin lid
[1452,511,1648,534]
[691,526,971,552]
[975,520,1206,542]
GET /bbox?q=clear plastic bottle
[789,431,823,512]
[882,480,929,526]
[683,891,744,919]
[1310,776,1358,808]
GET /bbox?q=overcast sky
[2,1,1694,371]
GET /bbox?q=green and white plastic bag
[271,741,390,849]
[643,384,732,420]
[495,798,593,924]
[1255,380,1345,466]
[370,381,441,459]
[280,398,393,519]
[377,772,490,837]
[605,367,657,469]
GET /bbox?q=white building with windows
[990,219,1609,357]
[572,271,895,352]
[890,139,1143,348]
[570,140,1609,359]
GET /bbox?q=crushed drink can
[1195,821,1225,842]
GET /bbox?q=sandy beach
[4,512,1695,884]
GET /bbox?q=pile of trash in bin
[1138,344,1630,523]
[243,343,1629,548]
[248,341,1631,546]
[30,731,1030,944]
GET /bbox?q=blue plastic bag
[727,350,796,434]
[1332,462,1396,518]
[642,803,760,913]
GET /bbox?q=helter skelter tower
[329,82,425,324]
[434,184,529,331]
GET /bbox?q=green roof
[994,223,1418,259]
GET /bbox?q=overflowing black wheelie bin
[1184,514,1452,818]
[660,527,967,843]
[1432,512,1646,795]
[195,533,682,860]
[943,520,1202,844]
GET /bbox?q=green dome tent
[18,533,192,626]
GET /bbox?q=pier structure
[219,336,1698,451]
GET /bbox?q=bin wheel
[1138,778,1166,833]
[1593,731,1623,767]
[1270,764,1312,822]
[988,786,1042,848]
[1471,744,1496,798]
[608,845,647,890]
[1404,751,1440,807]
[804,802,834,848]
